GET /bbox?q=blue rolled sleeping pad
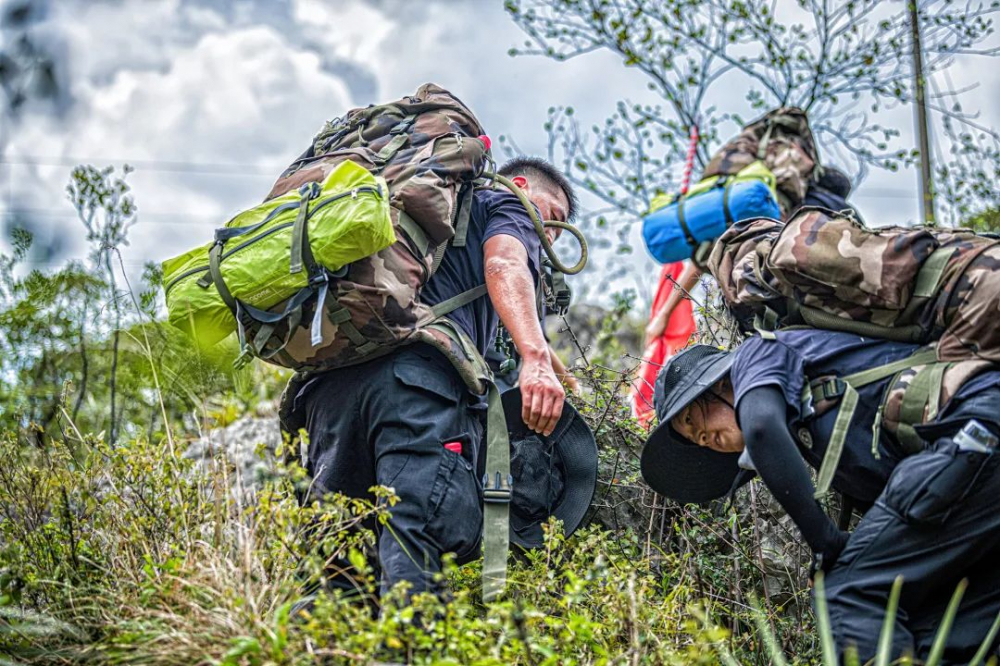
[641,178,780,264]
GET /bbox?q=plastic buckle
[233,345,254,371]
[482,471,513,504]
[308,270,329,287]
[818,378,846,401]
[390,118,413,134]
[298,182,321,199]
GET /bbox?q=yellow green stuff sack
[163,160,394,347]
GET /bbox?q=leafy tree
[964,206,1000,233]
[504,0,1000,291]
[0,166,258,445]
[65,165,137,444]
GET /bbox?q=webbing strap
[797,305,926,343]
[926,362,950,422]
[237,285,316,358]
[430,284,488,318]
[758,122,776,160]
[289,183,320,276]
[208,242,239,315]
[375,115,415,163]
[814,382,858,499]
[376,133,409,163]
[326,301,379,356]
[676,198,698,249]
[430,243,448,277]
[808,347,939,498]
[482,381,511,602]
[913,246,957,299]
[452,186,474,249]
[895,361,950,454]
[837,347,938,390]
[397,210,430,258]
[215,201,300,243]
[721,178,735,227]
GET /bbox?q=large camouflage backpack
[706,207,1000,362]
[706,208,1000,498]
[252,83,495,389]
[702,108,820,217]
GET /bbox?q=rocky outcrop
[184,416,283,493]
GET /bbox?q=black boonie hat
[640,345,744,504]
[500,389,598,548]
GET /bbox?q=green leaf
[874,575,904,666]
[925,579,967,666]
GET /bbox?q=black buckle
[482,471,513,504]
[308,270,329,288]
[298,182,321,199]
[817,378,846,401]
[390,117,414,134]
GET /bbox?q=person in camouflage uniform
[286,156,577,600]
[640,333,1000,663]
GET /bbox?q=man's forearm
[484,244,548,363]
[484,234,564,435]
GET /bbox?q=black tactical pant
[824,438,1000,663]
[299,344,484,597]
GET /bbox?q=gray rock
[184,416,283,493]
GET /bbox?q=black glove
[810,529,850,581]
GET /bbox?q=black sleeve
[737,386,848,564]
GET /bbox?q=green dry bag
[163,160,394,347]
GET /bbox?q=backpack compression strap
[802,347,939,498]
[482,381,512,602]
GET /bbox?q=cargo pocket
[883,441,991,527]
[425,445,483,562]
[392,355,462,406]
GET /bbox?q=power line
[2,207,232,224]
[0,155,287,177]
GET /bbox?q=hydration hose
[485,172,589,275]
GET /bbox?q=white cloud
[2,0,998,304]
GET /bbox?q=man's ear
[511,175,528,190]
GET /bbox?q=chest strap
[803,347,938,499]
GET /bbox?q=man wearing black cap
[641,329,1000,663]
[801,165,863,222]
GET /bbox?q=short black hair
[498,156,578,222]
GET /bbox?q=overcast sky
[2,0,998,307]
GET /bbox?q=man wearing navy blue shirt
[290,157,577,598]
[642,329,1000,663]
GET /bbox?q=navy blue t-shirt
[730,329,1000,502]
[422,188,542,357]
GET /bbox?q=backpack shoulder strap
[804,347,938,499]
[893,361,952,453]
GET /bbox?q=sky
[1,0,998,307]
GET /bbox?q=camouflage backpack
[705,208,1000,496]
[702,108,820,217]
[252,83,495,390]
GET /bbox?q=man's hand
[519,354,565,436]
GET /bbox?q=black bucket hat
[640,345,745,504]
[500,389,598,548]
